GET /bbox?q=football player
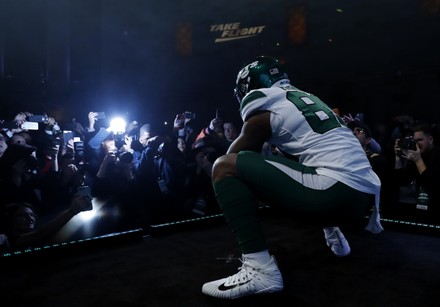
[202,56,383,299]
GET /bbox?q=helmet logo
[249,61,259,69]
[235,60,262,102]
[238,66,249,80]
[238,60,259,80]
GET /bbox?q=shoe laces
[227,257,257,285]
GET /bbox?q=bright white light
[77,209,96,221]
[54,198,106,242]
[109,117,126,134]
[77,198,100,222]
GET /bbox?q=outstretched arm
[13,195,92,249]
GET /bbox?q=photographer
[8,111,62,173]
[39,130,62,173]
[37,144,87,215]
[70,111,109,179]
[172,111,198,148]
[0,112,33,138]
[393,122,440,222]
[89,131,137,231]
[133,126,166,226]
[94,140,135,199]
[0,139,42,208]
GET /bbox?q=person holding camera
[1,112,65,211]
[131,124,168,226]
[0,194,92,252]
[173,111,198,149]
[89,139,137,231]
[0,135,42,208]
[0,111,33,138]
[393,122,440,222]
[133,123,190,225]
[95,141,135,195]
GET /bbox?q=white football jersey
[239,85,381,196]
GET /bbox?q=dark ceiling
[1,0,439,130]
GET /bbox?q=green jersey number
[286,90,344,134]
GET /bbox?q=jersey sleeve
[240,89,276,121]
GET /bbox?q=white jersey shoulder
[241,85,380,195]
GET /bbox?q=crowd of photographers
[1,108,439,252]
[0,109,239,251]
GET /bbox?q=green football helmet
[234,56,289,103]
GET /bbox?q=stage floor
[2,211,440,307]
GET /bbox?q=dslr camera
[107,148,134,164]
[399,136,417,151]
[114,132,126,149]
[118,151,133,164]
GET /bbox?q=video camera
[107,149,134,166]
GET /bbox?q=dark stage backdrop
[1,0,439,128]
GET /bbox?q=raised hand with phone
[209,117,223,133]
[207,108,222,134]
[74,185,93,212]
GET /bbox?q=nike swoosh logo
[218,279,251,291]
